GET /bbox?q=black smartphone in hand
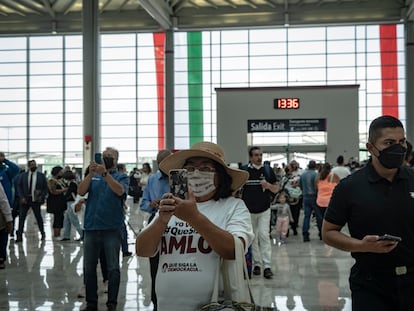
[378,234,402,242]
[169,169,188,199]
[94,152,102,164]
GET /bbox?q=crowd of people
[1,115,414,310]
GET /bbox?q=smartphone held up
[169,169,188,199]
[378,234,402,242]
[94,152,102,164]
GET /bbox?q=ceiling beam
[187,1,200,9]
[100,0,112,13]
[408,0,414,21]
[62,0,77,15]
[223,0,237,9]
[263,0,277,9]
[41,0,55,18]
[119,0,132,11]
[0,0,406,34]
[173,0,188,13]
[244,0,258,9]
[17,0,46,15]
[139,0,173,29]
[0,0,27,16]
[204,0,218,9]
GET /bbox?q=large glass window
[0,24,406,168]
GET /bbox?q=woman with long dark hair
[46,166,68,238]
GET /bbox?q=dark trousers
[289,199,301,232]
[148,213,158,310]
[17,201,44,236]
[84,230,121,306]
[52,208,65,229]
[302,195,322,238]
[350,264,414,311]
[82,248,108,285]
[150,253,159,310]
[11,198,20,235]
[318,206,327,220]
[0,228,8,260]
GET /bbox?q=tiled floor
[0,200,354,310]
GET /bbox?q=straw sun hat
[159,141,248,191]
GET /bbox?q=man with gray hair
[78,147,129,311]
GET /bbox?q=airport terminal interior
[1,1,414,310]
[1,198,354,311]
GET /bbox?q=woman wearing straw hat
[135,141,254,311]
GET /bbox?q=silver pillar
[165,29,175,150]
[82,0,100,169]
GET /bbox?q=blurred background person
[15,160,48,242]
[61,170,83,241]
[0,183,13,269]
[139,163,152,193]
[315,162,340,219]
[331,155,351,180]
[139,149,171,310]
[46,166,68,239]
[0,152,19,240]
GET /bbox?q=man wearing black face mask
[15,160,48,242]
[322,115,414,311]
[78,147,129,311]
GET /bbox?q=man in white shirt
[331,155,351,180]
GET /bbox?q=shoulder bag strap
[221,236,255,303]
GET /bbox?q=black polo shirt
[242,165,277,214]
[325,161,414,269]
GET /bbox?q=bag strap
[210,236,255,304]
[211,260,221,302]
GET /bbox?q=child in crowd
[271,191,293,245]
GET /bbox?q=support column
[165,29,175,150]
[406,21,414,142]
[82,0,100,169]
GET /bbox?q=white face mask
[187,170,216,197]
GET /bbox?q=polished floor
[0,198,354,310]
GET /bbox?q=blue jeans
[62,202,83,239]
[302,195,323,238]
[121,223,128,254]
[84,230,121,306]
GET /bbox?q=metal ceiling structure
[0,0,412,35]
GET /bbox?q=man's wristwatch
[102,171,108,177]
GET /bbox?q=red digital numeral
[277,98,299,109]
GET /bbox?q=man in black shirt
[242,146,279,279]
[322,115,414,311]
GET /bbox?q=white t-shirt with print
[154,196,254,311]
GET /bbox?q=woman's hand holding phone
[158,194,177,224]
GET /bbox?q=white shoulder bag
[197,235,256,311]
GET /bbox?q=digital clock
[274,98,300,109]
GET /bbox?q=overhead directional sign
[247,119,326,133]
